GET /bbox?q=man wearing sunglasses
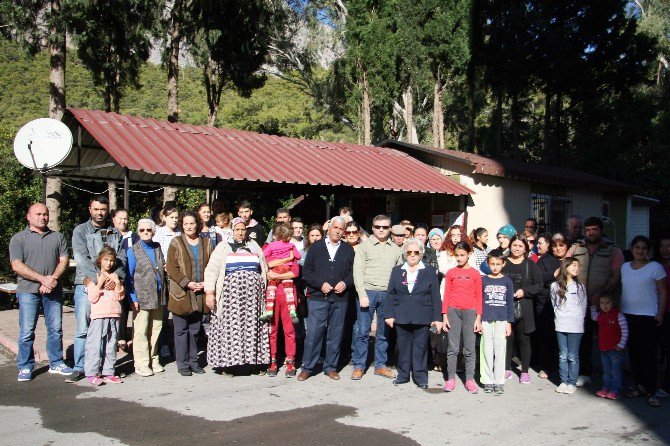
[351,214,402,380]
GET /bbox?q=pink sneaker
[87,376,103,386]
[519,372,531,384]
[606,391,620,400]
[443,379,456,392]
[102,375,123,384]
[596,389,609,398]
[505,370,513,381]
[465,379,479,394]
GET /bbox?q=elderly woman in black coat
[384,238,443,389]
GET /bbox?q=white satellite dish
[13,118,73,171]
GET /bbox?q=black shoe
[392,379,409,386]
[65,371,85,383]
[191,366,205,374]
[178,368,192,376]
[417,384,428,390]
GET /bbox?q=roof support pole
[123,167,130,210]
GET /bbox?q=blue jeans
[73,285,91,372]
[557,331,582,386]
[17,292,65,371]
[352,290,389,370]
[601,350,624,393]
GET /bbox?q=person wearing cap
[497,224,517,256]
[391,224,407,248]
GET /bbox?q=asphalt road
[0,346,668,446]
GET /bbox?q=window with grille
[530,194,572,234]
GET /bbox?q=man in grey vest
[67,195,126,382]
[10,203,71,381]
[568,216,624,386]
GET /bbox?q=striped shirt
[153,226,180,258]
[225,250,261,275]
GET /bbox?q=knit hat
[428,228,444,240]
[231,217,246,227]
[497,224,517,239]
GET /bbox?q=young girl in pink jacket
[84,246,125,386]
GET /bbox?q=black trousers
[626,314,659,395]
[396,324,430,386]
[579,316,595,376]
[506,317,532,373]
[173,311,202,370]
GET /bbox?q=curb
[0,328,43,363]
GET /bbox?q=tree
[190,0,279,127]
[68,0,160,113]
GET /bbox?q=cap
[391,224,406,236]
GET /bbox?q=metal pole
[123,167,130,210]
[42,172,47,203]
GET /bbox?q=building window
[530,194,572,234]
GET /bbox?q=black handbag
[512,261,529,322]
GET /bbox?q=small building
[380,140,650,245]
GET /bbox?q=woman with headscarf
[204,217,272,374]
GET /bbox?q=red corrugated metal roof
[65,108,473,195]
[380,139,635,193]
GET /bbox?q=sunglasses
[406,250,421,256]
[345,230,359,235]
[373,225,390,230]
[138,228,153,233]
[393,233,405,237]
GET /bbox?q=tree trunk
[108,182,117,210]
[511,91,520,154]
[163,186,178,205]
[167,0,183,123]
[47,0,65,231]
[204,58,223,127]
[432,70,445,149]
[554,90,562,164]
[542,88,552,159]
[494,88,503,156]
[113,68,121,113]
[361,69,371,146]
[403,84,417,144]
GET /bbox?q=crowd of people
[8,199,670,407]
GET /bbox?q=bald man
[9,203,71,382]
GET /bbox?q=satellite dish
[13,118,73,171]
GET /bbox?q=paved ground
[1,308,669,445]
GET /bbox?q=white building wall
[627,206,650,245]
[568,189,602,221]
[461,174,531,235]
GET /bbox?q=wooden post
[108,181,117,210]
[123,167,129,210]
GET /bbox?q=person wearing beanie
[497,224,517,256]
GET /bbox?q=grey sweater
[551,281,587,333]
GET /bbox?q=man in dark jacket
[298,217,355,381]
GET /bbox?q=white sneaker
[564,384,577,394]
[575,375,590,387]
[555,383,567,393]
[655,388,670,398]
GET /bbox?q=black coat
[302,239,355,302]
[385,265,442,325]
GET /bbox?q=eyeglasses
[138,228,153,233]
[393,233,405,237]
[373,225,390,230]
[406,250,421,256]
[345,230,359,235]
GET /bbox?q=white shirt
[325,237,341,261]
[291,238,304,252]
[621,261,666,316]
[401,261,425,293]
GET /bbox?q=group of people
[9,200,670,407]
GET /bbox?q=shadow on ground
[0,363,416,446]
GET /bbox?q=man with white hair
[298,216,355,381]
[126,218,167,377]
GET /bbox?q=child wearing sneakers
[261,223,301,323]
[551,257,587,395]
[84,246,125,386]
[590,295,628,400]
[480,249,514,395]
[442,241,482,394]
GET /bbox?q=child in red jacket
[590,295,628,400]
